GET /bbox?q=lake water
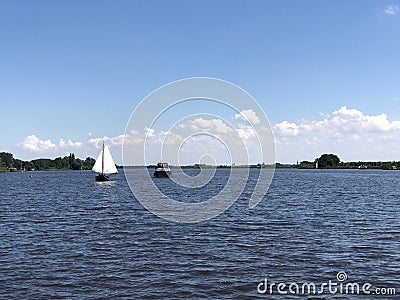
[0,169,399,299]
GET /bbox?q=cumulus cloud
[19,135,90,162]
[22,135,85,152]
[21,106,400,164]
[122,114,267,165]
[88,134,126,148]
[175,134,229,165]
[383,4,399,15]
[274,121,299,136]
[274,106,400,162]
[177,117,233,134]
[59,138,83,148]
[275,106,400,137]
[21,135,56,152]
[234,109,260,124]
[236,123,257,140]
[144,127,155,137]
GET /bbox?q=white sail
[92,145,118,174]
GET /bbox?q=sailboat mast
[101,141,105,175]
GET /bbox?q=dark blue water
[0,169,399,299]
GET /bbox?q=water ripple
[0,169,399,298]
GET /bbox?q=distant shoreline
[1,166,399,173]
[2,151,399,172]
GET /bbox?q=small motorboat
[154,162,172,178]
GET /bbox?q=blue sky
[1,0,400,164]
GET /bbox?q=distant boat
[92,142,118,181]
[154,162,172,178]
[9,168,18,172]
[358,165,368,169]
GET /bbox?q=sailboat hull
[154,170,172,178]
[95,174,110,182]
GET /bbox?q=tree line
[0,152,95,171]
[297,153,400,170]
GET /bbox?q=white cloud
[122,114,267,165]
[275,106,400,137]
[274,106,400,162]
[332,106,396,132]
[88,134,126,148]
[20,106,400,165]
[21,135,56,152]
[175,135,229,165]
[59,138,83,148]
[144,127,155,137]
[22,135,85,152]
[236,123,257,140]
[274,121,299,136]
[383,4,399,15]
[234,109,260,124]
[19,135,90,161]
[177,117,233,134]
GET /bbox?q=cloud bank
[274,106,400,162]
[17,107,400,164]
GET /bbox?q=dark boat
[95,174,110,182]
[154,162,172,178]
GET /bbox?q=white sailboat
[92,142,118,181]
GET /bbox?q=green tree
[54,157,63,169]
[83,157,96,170]
[68,153,75,168]
[71,158,82,170]
[317,154,340,168]
[13,158,23,170]
[298,161,315,169]
[61,156,70,169]
[31,158,53,170]
[0,152,14,168]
